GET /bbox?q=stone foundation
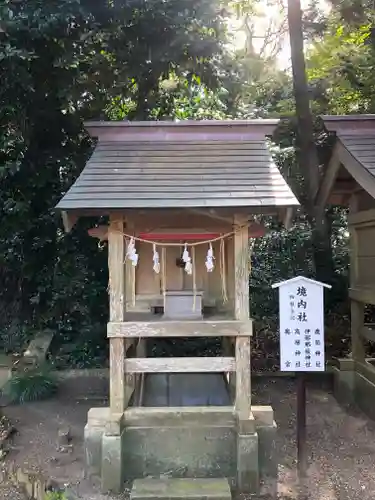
[333,358,375,420]
[84,405,278,495]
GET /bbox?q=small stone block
[251,405,274,426]
[339,358,355,371]
[33,478,46,500]
[84,423,104,478]
[58,427,71,446]
[237,432,259,494]
[257,422,278,479]
[24,478,34,498]
[104,413,124,436]
[237,412,255,434]
[16,468,29,484]
[101,432,124,493]
[130,478,232,500]
[87,407,111,426]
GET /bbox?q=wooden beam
[107,320,252,338]
[108,216,126,413]
[349,195,359,288]
[88,226,267,241]
[315,141,342,212]
[235,337,251,419]
[188,208,234,224]
[349,287,375,305]
[234,214,252,421]
[283,207,294,230]
[351,300,366,363]
[124,357,235,373]
[337,142,375,201]
[61,211,78,233]
[348,208,375,227]
[234,215,250,321]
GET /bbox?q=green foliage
[0,0,362,367]
[2,366,58,404]
[307,19,373,114]
[0,0,229,364]
[45,492,66,500]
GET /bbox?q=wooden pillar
[108,215,126,414]
[234,215,251,418]
[349,195,366,364]
[352,300,366,363]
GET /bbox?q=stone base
[333,358,375,420]
[130,478,231,500]
[123,407,236,480]
[101,431,125,493]
[237,432,259,493]
[84,405,278,496]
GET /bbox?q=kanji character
[298,312,307,322]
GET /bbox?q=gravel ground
[0,483,28,499]
[254,377,375,499]
[2,377,375,499]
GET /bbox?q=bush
[45,492,67,500]
[2,366,58,404]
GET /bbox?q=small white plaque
[272,277,331,372]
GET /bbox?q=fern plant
[2,366,58,404]
[45,492,67,500]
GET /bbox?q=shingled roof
[316,115,375,208]
[56,120,299,213]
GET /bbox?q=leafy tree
[0,0,229,361]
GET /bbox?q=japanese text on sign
[274,278,326,373]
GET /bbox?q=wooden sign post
[272,277,331,480]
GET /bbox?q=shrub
[2,366,58,404]
[45,492,67,500]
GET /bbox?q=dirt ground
[2,377,375,499]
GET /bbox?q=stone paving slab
[130,478,232,500]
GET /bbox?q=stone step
[130,478,232,500]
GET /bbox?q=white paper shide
[272,277,331,373]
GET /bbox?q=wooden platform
[130,478,232,500]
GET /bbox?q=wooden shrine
[317,114,375,420]
[56,120,299,495]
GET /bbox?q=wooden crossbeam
[124,357,235,373]
[107,320,252,338]
[349,287,375,305]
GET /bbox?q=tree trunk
[287,0,334,283]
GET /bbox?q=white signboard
[272,277,331,372]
